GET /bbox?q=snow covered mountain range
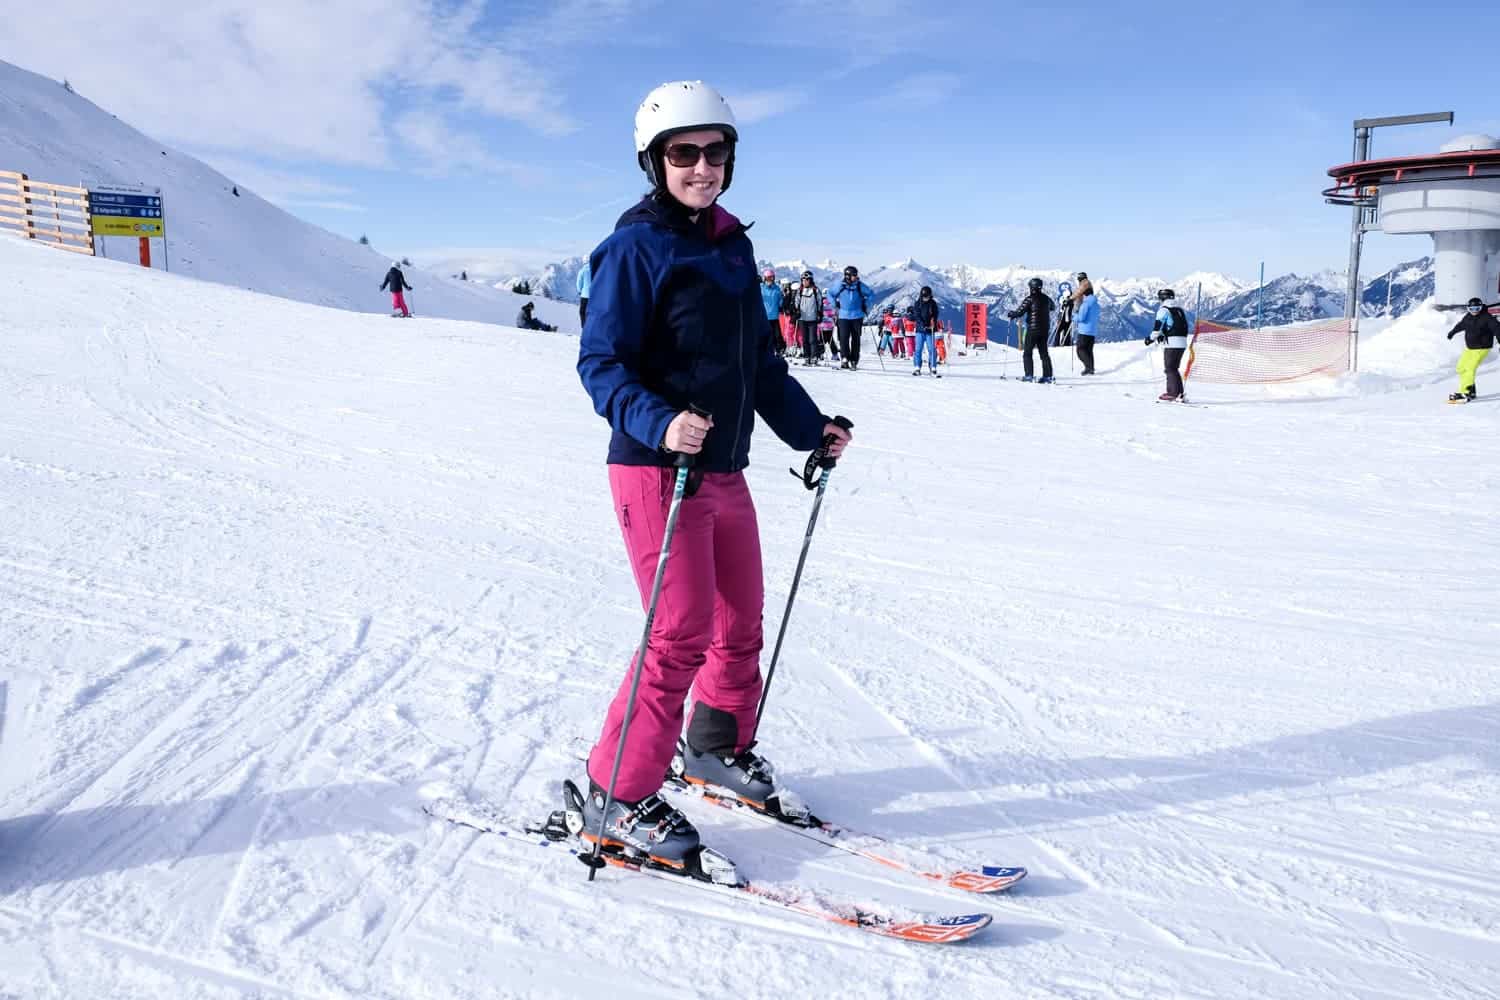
[491,253,1436,343]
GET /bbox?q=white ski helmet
[390,261,400,269]
[634,80,739,192]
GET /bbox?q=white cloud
[870,72,961,110]
[390,113,546,181]
[727,88,811,125]
[0,1,587,167]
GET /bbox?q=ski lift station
[1327,132,1500,309]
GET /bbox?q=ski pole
[753,415,854,739]
[584,407,709,882]
[872,322,886,372]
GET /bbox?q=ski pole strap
[791,415,853,490]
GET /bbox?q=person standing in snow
[1446,297,1500,402]
[830,266,873,370]
[910,285,943,377]
[1007,277,1055,382]
[876,304,897,358]
[779,280,798,357]
[577,261,592,328]
[1073,272,1099,375]
[380,262,412,318]
[1146,288,1191,401]
[793,270,824,365]
[760,267,787,355]
[575,80,853,866]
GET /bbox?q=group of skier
[758,266,879,370]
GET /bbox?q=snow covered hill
[0,58,577,334]
[2,232,1497,999]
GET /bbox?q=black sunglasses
[663,140,733,168]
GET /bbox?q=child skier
[1146,288,1191,401]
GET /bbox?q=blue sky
[7,0,1499,280]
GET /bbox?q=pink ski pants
[586,466,765,803]
[391,291,409,316]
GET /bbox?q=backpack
[1166,306,1190,336]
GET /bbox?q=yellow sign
[92,216,165,237]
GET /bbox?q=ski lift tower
[1322,112,1454,369]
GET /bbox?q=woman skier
[575,81,853,867]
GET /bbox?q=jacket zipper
[732,304,747,471]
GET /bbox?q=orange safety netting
[1184,317,1352,383]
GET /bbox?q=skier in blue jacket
[574,80,853,868]
[1073,272,1099,374]
[830,266,874,370]
[577,261,592,327]
[760,267,787,355]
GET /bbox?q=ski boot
[1020,375,1035,383]
[1038,376,1055,384]
[671,739,814,824]
[912,369,922,377]
[570,778,701,869]
[1158,392,1183,402]
[1466,388,1477,401]
[932,368,942,378]
[1449,391,1469,403]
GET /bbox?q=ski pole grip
[818,416,853,470]
[670,404,713,466]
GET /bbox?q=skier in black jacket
[380,262,412,317]
[1007,277,1055,382]
[1446,297,1500,402]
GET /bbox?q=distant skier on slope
[574,80,853,867]
[516,301,557,331]
[1073,272,1098,375]
[380,262,412,318]
[1446,297,1500,402]
[792,270,824,365]
[1007,277,1055,382]
[760,267,787,356]
[910,286,943,377]
[577,260,592,328]
[1146,288,1191,401]
[830,265,874,370]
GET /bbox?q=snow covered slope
[1,237,1497,999]
[0,58,576,334]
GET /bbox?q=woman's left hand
[822,421,852,459]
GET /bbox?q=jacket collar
[616,192,750,242]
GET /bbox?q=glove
[1142,337,1152,346]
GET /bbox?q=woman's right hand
[663,410,714,454]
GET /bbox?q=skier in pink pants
[380,261,412,317]
[575,81,852,867]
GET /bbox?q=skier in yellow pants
[1447,297,1500,403]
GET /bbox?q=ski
[663,777,1026,895]
[423,795,992,945]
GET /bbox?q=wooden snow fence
[0,170,95,255]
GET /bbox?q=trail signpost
[89,184,165,268]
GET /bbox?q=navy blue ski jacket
[577,193,829,472]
